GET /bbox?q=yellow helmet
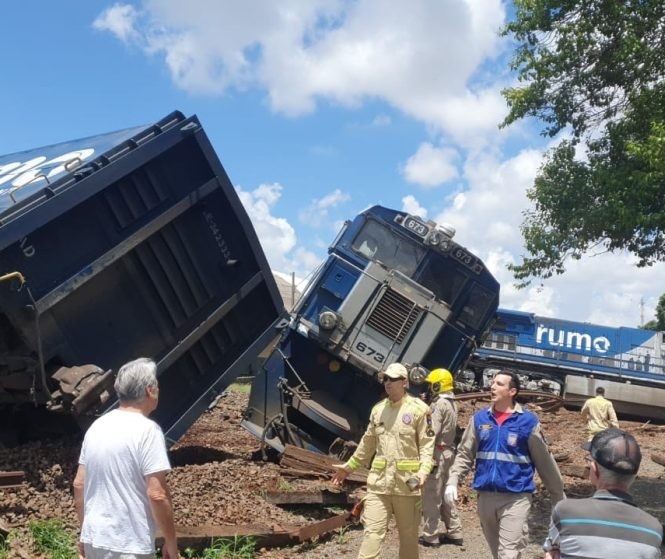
[426,368,453,394]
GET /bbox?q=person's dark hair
[499,370,521,397]
[114,357,158,403]
[596,386,605,395]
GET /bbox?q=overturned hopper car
[0,111,284,445]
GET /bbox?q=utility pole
[640,297,645,327]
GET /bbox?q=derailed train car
[0,112,283,444]
[473,308,665,419]
[242,206,499,455]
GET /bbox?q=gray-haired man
[543,428,662,559]
[73,358,177,559]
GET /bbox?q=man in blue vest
[445,370,564,559]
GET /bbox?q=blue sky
[1,0,663,327]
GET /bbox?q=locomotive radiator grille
[366,288,421,344]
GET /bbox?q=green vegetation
[276,477,294,491]
[0,535,10,559]
[23,521,259,559]
[501,0,665,285]
[642,294,665,330]
[29,519,77,559]
[228,382,251,394]
[334,524,349,544]
[183,536,256,558]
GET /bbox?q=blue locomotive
[242,205,500,454]
[472,308,665,419]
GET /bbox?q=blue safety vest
[472,407,537,493]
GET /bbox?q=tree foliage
[501,0,665,285]
[642,293,665,330]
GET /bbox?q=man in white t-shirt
[73,358,177,559]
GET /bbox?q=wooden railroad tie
[0,471,25,489]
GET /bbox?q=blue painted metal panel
[0,126,146,213]
[478,308,664,385]
[0,111,284,445]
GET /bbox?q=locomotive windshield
[458,283,496,329]
[416,257,469,307]
[351,219,425,276]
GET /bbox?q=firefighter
[332,362,434,559]
[581,386,619,441]
[418,368,463,547]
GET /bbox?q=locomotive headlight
[409,365,428,385]
[318,310,338,330]
[427,231,442,246]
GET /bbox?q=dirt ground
[1,388,664,558]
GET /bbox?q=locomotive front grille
[366,288,421,344]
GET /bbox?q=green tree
[501,0,665,286]
[642,293,665,330]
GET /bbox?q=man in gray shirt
[543,428,662,559]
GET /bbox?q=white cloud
[95,0,508,145]
[92,3,139,43]
[236,183,295,256]
[430,148,665,328]
[298,188,351,227]
[435,148,541,254]
[401,142,459,187]
[92,0,665,329]
[401,195,427,219]
[236,183,320,277]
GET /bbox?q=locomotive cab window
[458,284,496,329]
[352,220,424,276]
[416,258,468,306]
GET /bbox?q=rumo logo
[536,325,611,354]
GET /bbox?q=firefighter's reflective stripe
[342,394,434,495]
[477,451,533,464]
[348,456,363,469]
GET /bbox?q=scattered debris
[651,453,665,468]
[280,445,368,483]
[558,464,590,479]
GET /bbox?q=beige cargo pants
[477,491,532,559]
[420,448,462,543]
[358,492,421,559]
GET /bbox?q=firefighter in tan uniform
[418,368,463,547]
[581,386,619,441]
[332,363,434,559]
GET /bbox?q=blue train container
[243,206,499,454]
[473,308,665,419]
[0,112,284,444]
